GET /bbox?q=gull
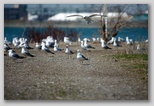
[78,37,81,43]
[12,37,20,48]
[46,39,54,48]
[145,39,148,43]
[84,39,95,49]
[53,45,64,52]
[97,37,100,42]
[41,41,54,54]
[77,49,88,64]
[81,41,91,52]
[118,37,124,42]
[113,38,120,47]
[107,37,114,44]
[4,37,11,45]
[24,42,33,49]
[4,42,11,51]
[21,46,35,57]
[54,40,59,48]
[113,40,118,47]
[92,37,96,42]
[126,39,132,45]
[8,49,25,59]
[65,45,74,59]
[101,39,111,49]
[35,42,41,49]
[83,38,91,42]
[137,44,141,50]
[45,36,55,48]
[64,36,71,44]
[137,44,145,51]
[18,37,33,49]
[21,42,33,49]
[67,14,102,24]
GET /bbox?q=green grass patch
[113,53,148,82]
[133,64,148,69]
[113,54,148,61]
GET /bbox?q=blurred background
[4,4,148,42]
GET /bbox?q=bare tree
[99,4,133,42]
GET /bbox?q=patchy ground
[4,42,148,100]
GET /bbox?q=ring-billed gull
[80,41,91,52]
[84,39,95,49]
[65,45,74,59]
[101,39,111,49]
[8,49,25,59]
[21,47,35,57]
[77,49,88,64]
[41,41,54,54]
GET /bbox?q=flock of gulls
[4,34,148,64]
[4,14,148,64]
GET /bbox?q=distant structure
[47,12,130,22]
[4,4,27,20]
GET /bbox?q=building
[4,4,27,20]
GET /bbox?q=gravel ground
[4,42,148,100]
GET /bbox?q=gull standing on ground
[65,45,74,59]
[54,40,59,48]
[35,42,41,49]
[113,38,120,47]
[137,44,141,50]
[67,14,102,24]
[81,41,90,52]
[84,39,95,49]
[126,39,132,45]
[77,49,88,64]
[8,49,24,59]
[101,39,111,49]
[53,40,64,51]
[41,41,54,54]
[4,42,11,51]
[53,45,64,52]
[21,46,35,57]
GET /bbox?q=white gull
[8,49,24,59]
[21,46,35,57]
[77,49,88,64]
[65,45,74,59]
[41,41,54,54]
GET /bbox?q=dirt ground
[4,42,148,100]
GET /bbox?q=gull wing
[67,15,84,18]
[81,54,88,60]
[89,14,101,18]
[12,53,25,59]
[70,50,74,54]
[12,53,20,58]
